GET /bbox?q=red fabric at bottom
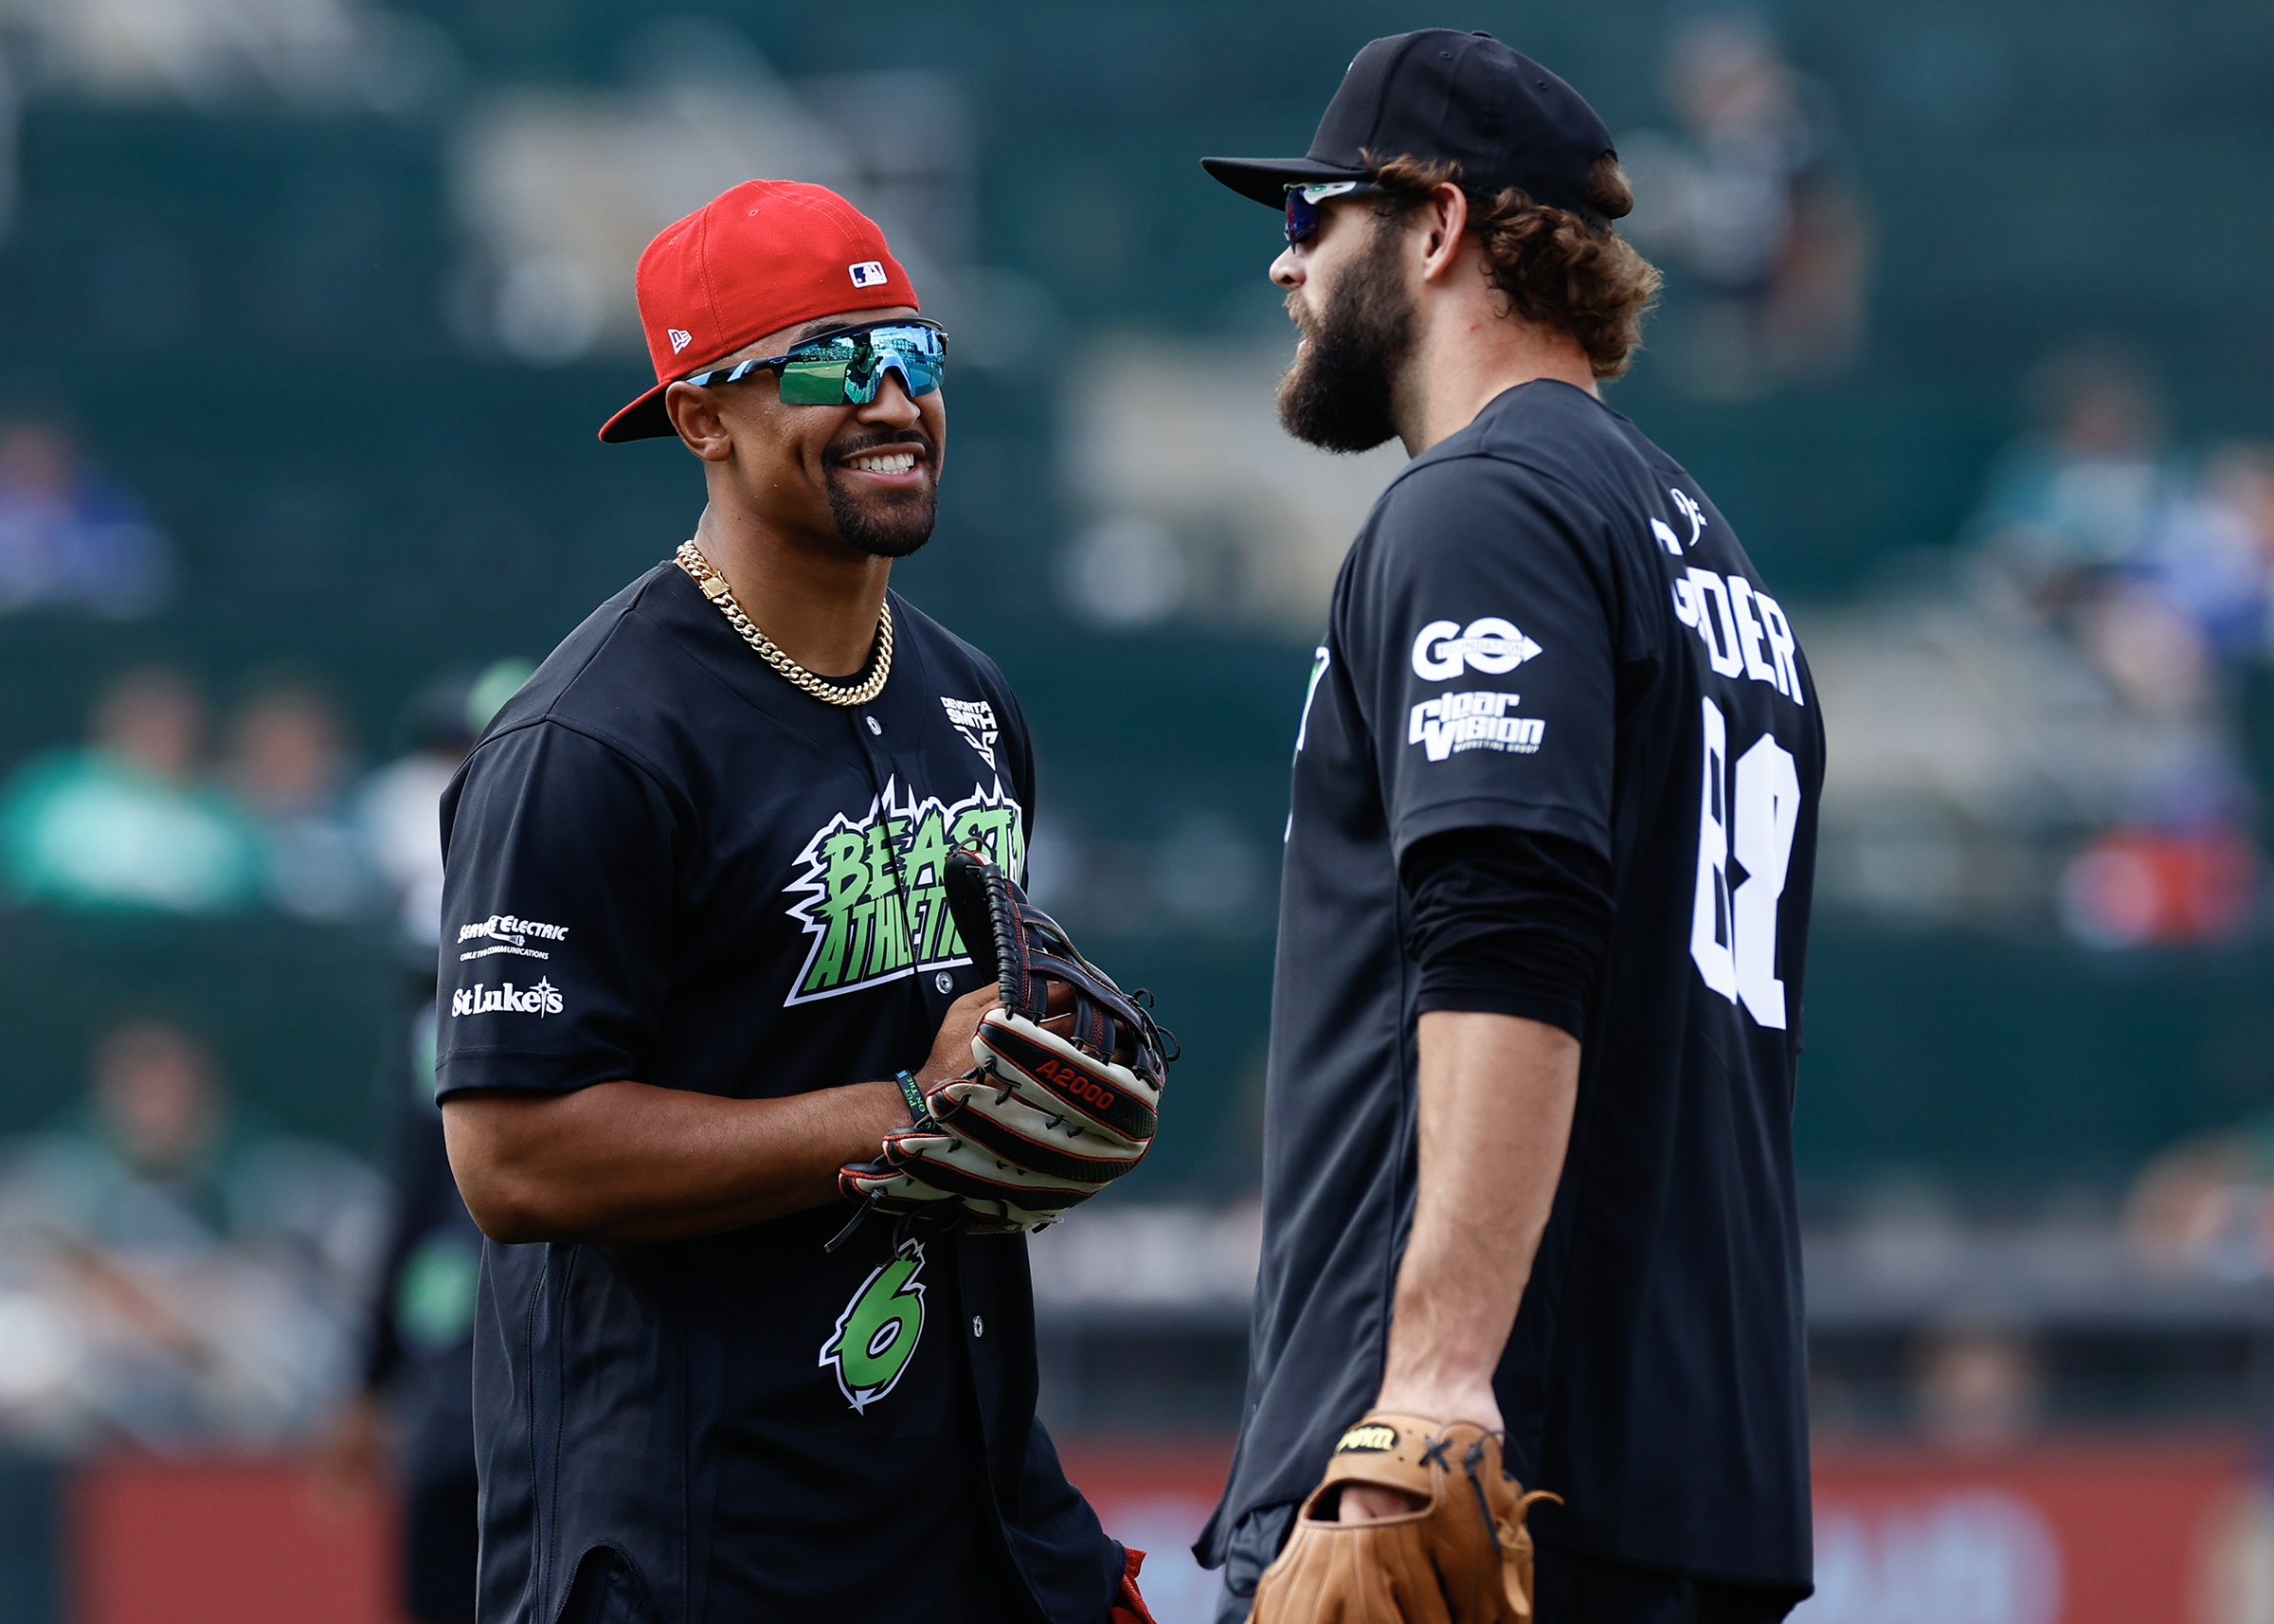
[1110,1547,1159,1624]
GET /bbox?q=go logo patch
[1411,617,1542,681]
[819,1238,928,1414]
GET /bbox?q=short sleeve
[434,721,679,1101]
[1358,458,1616,863]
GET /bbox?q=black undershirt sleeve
[1400,825,1615,1041]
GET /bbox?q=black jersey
[1200,383,1823,1590]
[436,562,1124,1624]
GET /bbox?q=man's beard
[824,429,939,559]
[1276,218,1416,453]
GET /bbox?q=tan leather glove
[1249,1413,1561,1624]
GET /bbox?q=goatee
[1276,218,1416,454]
[825,431,939,559]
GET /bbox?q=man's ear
[1417,183,1471,284]
[665,382,734,462]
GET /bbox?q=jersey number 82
[1689,697,1802,1030]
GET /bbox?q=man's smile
[831,433,933,492]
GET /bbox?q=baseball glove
[1249,1414,1560,1624]
[835,849,1175,1237]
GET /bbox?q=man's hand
[913,985,1001,1090]
[1339,1483,1430,1522]
[836,849,1174,1235]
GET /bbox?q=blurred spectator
[2124,1112,2274,1280]
[316,1002,480,1624]
[2143,445,2274,847]
[1966,341,2178,622]
[1911,1325,2043,1452]
[1950,343,2273,944]
[2144,444,2274,663]
[0,416,174,618]
[0,666,260,914]
[357,659,532,950]
[1619,13,1868,396]
[224,679,378,923]
[0,1020,385,1453]
[2058,822,2258,948]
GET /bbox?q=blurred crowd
[0,1018,384,1453]
[1964,343,2274,947]
[0,415,174,620]
[0,405,538,952]
[0,654,532,945]
[1806,337,2274,948]
[0,442,528,1467]
[1619,14,1870,398]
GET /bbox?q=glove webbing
[956,853,1176,1081]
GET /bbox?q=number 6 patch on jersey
[819,1238,928,1413]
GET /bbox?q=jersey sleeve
[1357,456,1617,863]
[434,720,680,1101]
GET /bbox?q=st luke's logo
[820,1238,927,1414]
[450,978,563,1018]
[782,775,1026,1006]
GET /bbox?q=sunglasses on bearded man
[1283,180,1383,245]
[679,319,948,406]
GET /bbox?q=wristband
[893,1069,926,1125]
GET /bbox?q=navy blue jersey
[1202,383,1823,1591]
[437,562,1123,1624]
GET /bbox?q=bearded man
[1197,32,1826,1624]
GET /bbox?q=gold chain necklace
[676,539,893,708]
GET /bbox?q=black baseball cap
[1202,29,1618,222]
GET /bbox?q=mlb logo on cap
[849,261,888,288]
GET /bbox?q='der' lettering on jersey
[783,776,1026,1005]
[1670,567,1804,705]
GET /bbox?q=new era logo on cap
[667,328,694,354]
[849,261,888,288]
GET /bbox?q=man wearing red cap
[434,181,1152,1624]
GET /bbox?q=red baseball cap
[598,179,920,444]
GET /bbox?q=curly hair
[1366,152,1662,380]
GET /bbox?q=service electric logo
[848,261,888,288]
[1411,617,1542,681]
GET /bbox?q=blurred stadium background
[0,0,2271,1619]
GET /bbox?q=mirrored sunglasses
[681,319,948,406]
[1284,180,1381,245]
